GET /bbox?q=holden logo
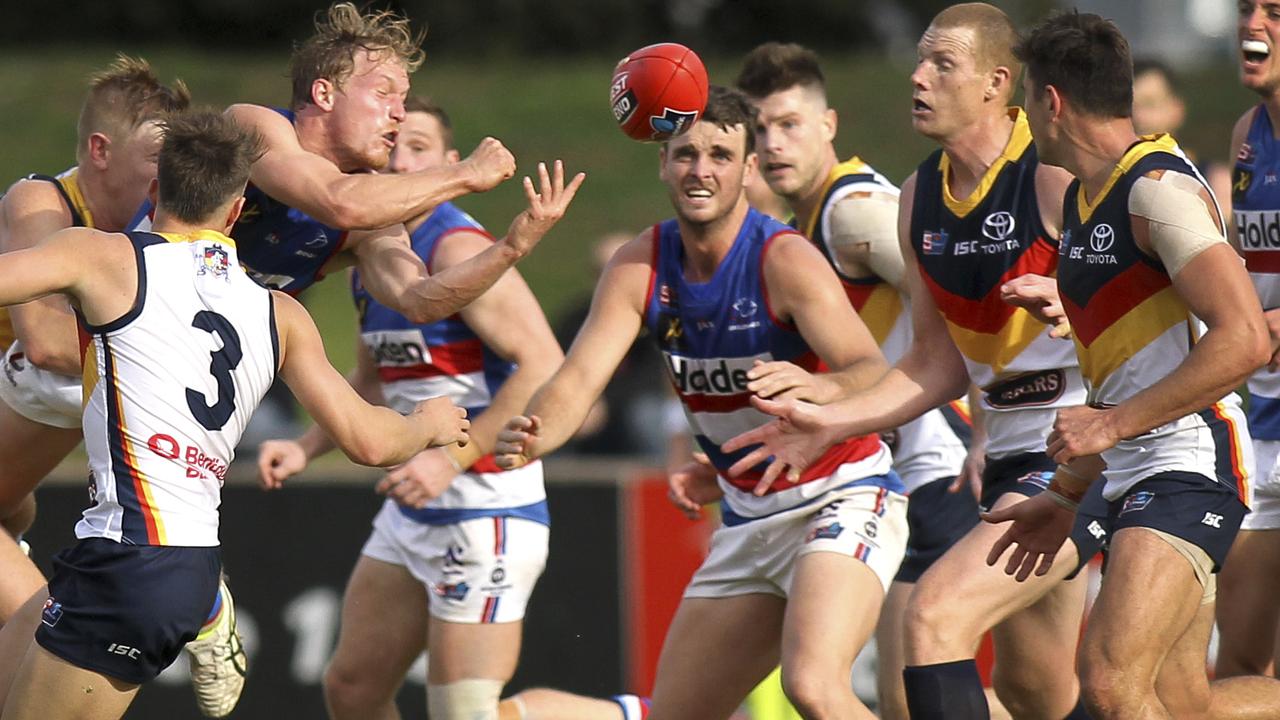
[981,211,1016,241]
[1089,224,1115,252]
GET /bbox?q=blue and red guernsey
[353,202,546,521]
[354,201,515,473]
[1059,134,1249,501]
[129,107,346,295]
[644,208,894,521]
[1234,105,1280,439]
[910,109,1084,458]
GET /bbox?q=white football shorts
[361,499,549,624]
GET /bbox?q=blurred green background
[0,50,1256,371]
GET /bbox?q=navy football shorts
[36,538,221,684]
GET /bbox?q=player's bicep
[274,292,369,432]
[230,104,349,227]
[765,234,881,370]
[557,239,652,398]
[828,193,905,289]
[898,177,968,376]
[0,180,74,253]
[1168,244,1264,333]
[1034,164,1074,240]
[349,226,424,312]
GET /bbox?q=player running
[0,111,470,720]
[723,5,1107,718]
[496,86,906,720]
[734,41,974,718]
[255,96,566,720]
[984,12,1279,718]
[133,2,582,323]
[0,56,252,718]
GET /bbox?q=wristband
[1045,489,1080,512]
[1048,475,1087,505]
[442,446,465,474]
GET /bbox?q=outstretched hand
[721,395,835,496]
[746,359,838,404]
[981,492,1075,581]
[503,160,587,257]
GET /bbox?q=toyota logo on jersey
[981,211,1016,241]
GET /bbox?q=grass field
[0,49,1258,372]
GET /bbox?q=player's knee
[780,663,844,719]
[322,662,389,716]
[0,493,35,538]
[902,583,968,657]
[427,678,504,720]
[990,662,1069,719]
[1080,655,1150,718]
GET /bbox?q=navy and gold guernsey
[803,157,968,495]
[910,109,1085,460]
[0,168,95,350]
[1058,134,1250,503]
[801,157,907,352]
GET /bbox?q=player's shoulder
[761,227,822,266]
[609,225,660,267]
[1,175,73,216]
[1232,105,1262,149]
[226,104,295,142]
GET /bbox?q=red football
[610,43,709,142]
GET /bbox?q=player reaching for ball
[496,86,907,720]
[133,2,583,325]
[257,96,571,720]
[0,111,470,720]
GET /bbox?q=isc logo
[107,643,142,660]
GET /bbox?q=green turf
[0,49,1257,373]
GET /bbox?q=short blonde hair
[77,54,191,158]
[290,2,426,110]
[931,2,1022,78]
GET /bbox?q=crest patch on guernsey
[197,245,230,280]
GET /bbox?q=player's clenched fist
[460,137,517,193]
[409,396,470,448]
[495,415,543,470]
[502,160,587,257]
[257,439,308,490]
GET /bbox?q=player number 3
[186,310,243,431]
